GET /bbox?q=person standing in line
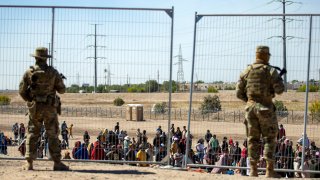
[236,45,285,177]
[68,124,74,139]
[19,123,26,143]
[19,47,69,171]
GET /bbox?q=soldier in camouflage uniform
[19,47,69,171]
[236,46,285,177]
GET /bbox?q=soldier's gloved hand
[279,68,287,76]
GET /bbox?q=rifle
[269,65,287,77]
[60,73,67,80]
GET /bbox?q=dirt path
[0,160,251,180]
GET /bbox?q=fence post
[193,108,195,121]
[149,108,151,119]
[175,109,177,120]
[180,108,182,120]
[234,111,236,123]
[292,110,293,123]
[110,108,112,118]
[239,110,241,122]
[217,111,219,122]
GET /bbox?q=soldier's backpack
[245,64,272,98]
[29,65,53,102]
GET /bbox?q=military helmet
[30,47,52,60]
[256,45,271,55]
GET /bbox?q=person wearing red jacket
[91,135,105,160]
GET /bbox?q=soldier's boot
[23,160,33,170]
[249,160,258,177]
[265,161,281,178]
[53,161,69,171]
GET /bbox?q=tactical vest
[29,65,55,102]
[245,64,272,102]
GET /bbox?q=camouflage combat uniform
[19,47,68,170]
[236,46,284,177]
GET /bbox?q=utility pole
[76,72,80,92]
[282,0,287,91]
[157,70,160,92]
[104,68,107,90]
[87,24,106,93]
[106,64,113,86]
[269,0,302,91]
[127,74,129,86]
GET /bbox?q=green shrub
[0,95,10,105]
[310,100,320,123]
[297,84,319,92]
[127,87,137,93]
[208,86,218,93]
[224,86,236,90]
[113,97,125,106]
[153,102,167,114]
[274,100,288,117]
[200,95,221,114]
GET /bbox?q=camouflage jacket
[236,62,285,103]
[19,62,65,102]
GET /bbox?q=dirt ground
[1,91,320,157]
[0,159,270,180]
[0,91,319,179]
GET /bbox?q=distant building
[180,82,236,92]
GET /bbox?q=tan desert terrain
[0,91,319,179]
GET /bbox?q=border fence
[185,13,320,175]
[0,5,320,177]
[0,5,175,165]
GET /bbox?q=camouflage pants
[245,102,278,162]
[25,101,61,162]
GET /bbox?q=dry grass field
[4,90,320,110]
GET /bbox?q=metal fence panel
[0,6,174,165]
[186,14,320,175]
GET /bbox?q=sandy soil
[0,160,265,180]
[0,91,319,179]
[1,113,319,158]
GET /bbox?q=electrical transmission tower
[87,24,106,93]
[174,44,188,91]
[268,0,302,91]
[105,64,114,87]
